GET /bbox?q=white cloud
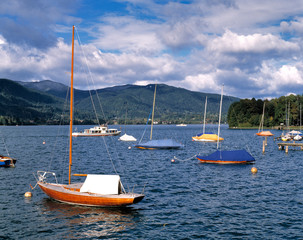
[208,30,299,54]
[280,17,303,34]
[91,16,164,55]
[2,0,303,99]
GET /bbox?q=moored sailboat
[196,86,255,164]
[256,102,273,137]
[134,84,183,150]
[37,26,144,207]
[192,96,224,142]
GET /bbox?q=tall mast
[259,102,265,132]
[217,85,223,149]
[203,96,207,135]
[300,103,302,131]
[69,25,75,185]
[150,84,157,140]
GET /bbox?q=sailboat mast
[300,103,302,131]
[203,96,207,135]
[217,85,223,149]
[150,84,157,140]
[260,102,265,132]
[69,25,75,185]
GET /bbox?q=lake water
[0,124,303,239]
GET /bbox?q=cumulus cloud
[280,17,303,34]
[208,30,299,54]
[1,0,303,99]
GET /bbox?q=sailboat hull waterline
[37,182,144,207]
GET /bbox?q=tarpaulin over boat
[192,133,224,142]
[80,174,121,195]
[197,150,255,163]
[256,131,274,136]
[134,139,184,149]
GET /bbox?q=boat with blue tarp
[196,85,255,164]
[134,84,183,150]
[135,139,183,150]
[197,149,255,164]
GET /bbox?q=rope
[173,154,197,162]
[139,108,153,143]
[0,130,10,157]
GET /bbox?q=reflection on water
[39,199,142,238]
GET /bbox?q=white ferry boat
[72,125,121,137]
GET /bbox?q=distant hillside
[0,78,240,125]
[18,80,89,100]
[0,78,62,125]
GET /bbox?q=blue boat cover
[135,139,184,149]
[196,132,214,137]
[0,160,10,167]
[197,149,255,162]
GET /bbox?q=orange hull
[256,131,273,136]
[197,158,253,164]
[38,182,144,207]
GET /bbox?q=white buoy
[171,159,175,163]
[128,146,131,150]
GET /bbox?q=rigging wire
[74,26,137,191]
[47,86,70,175]
[139,108,153,144]
[0,130,10,156]
[226,95,254,156]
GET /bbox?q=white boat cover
[119,133,137,141]
[80,174,121,195]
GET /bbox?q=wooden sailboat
[196,86,255,164]
[256,102,273,137]
[134,84,183,150]
[192,96,224,142]
[37,26,144,207]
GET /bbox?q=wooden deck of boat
[277,142,303,152]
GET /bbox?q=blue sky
[1,0,303,99]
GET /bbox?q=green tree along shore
[227,94,303,128]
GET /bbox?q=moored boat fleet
[2,26,302,210]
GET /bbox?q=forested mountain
[0,78,240,125]
[227,95,303,128]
